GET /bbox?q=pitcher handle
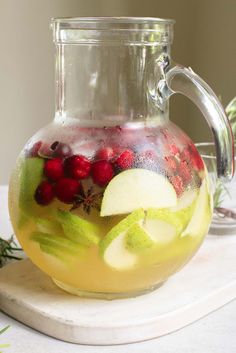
[156,55,234,182]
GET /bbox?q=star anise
[71,185,103,214]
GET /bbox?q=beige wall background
[0,0,236,184]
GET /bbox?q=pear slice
[170,189,198,211]
[100,168,177,217]
[100,209,145,270]
[181,179,211,238]
[144,209,183,244]
[56,210,101,247]
[170,189,198,229]
[126,222,154,252]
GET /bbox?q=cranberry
[50,141,72,158]
[35,181,54,205]
[142,150,156,160]
[27,141,42,157]
[54,178,80,204]
[91,160,114,187]
[179,160,192,184]
[169,143,180,156]
[114,149,135,170]
[181,147,192,163]
[44,158,64,181]
[96,147,115,161]
[170,175,184,196]
[164,156,178,173]
[64,155,91,179]
[188,143,205,171]
[38,143,52,158]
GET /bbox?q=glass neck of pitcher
[52,17,174,126]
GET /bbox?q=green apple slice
[19,157,44,214]
[170,189,198,229]
[100,209,144,270]
[100,168,177,217]
[56,210,100,247]
[144,208,183,244]
[30,231,85,259]
[126,222,154,252]
[36,218,63,235]
[181,179,211,238]
[170,189,198,211]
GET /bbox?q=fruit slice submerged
[30,231,85,259]
[19,157,44,214]
[101,168,177,217]
[181,179,211,238]
[56,210,100,246]
[126,222,153,252]
[170,189,198,229]
[144,209,183,244]
[100,209,144,270]
[36,218,63,235]
[170,189,198,211]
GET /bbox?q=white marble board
[0,235,236,345]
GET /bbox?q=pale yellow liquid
[9,168,211,297]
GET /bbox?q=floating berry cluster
[30,136,204,207]
[165,142,204,196]
[32,142,135,206]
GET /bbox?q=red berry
[164,156,178,173]
[64,155,91,179]
[38,143,52,158]
[142,150,156,160]
[27,141,42,157]
[192,152,204,171]
[179,160,192,184]
[170,175,184,196]
[35,181,54,205]
[44,158,64,181]
[50,141,72,158]
[91,160,114,187]
[54,178,80,204]
[169,143,180,156]
[114,149,135,170]
[181,147,192,163]
[188,143,205,171]
[96,147,115,161]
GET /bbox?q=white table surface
[0,185,236,352]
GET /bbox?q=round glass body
[8,17,233,298]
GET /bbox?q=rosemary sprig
[0,236,22,268]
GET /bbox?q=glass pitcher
[8,17,234,299]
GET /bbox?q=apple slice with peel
[100,209,145,270]
[56,210,101,247]
[181,179,211,238]
[143,209,183,244]
[170,189,198,211]
[100,169,177,217]
[126,222,154,252]
[36,218,63,235]
[170,189,198,229]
